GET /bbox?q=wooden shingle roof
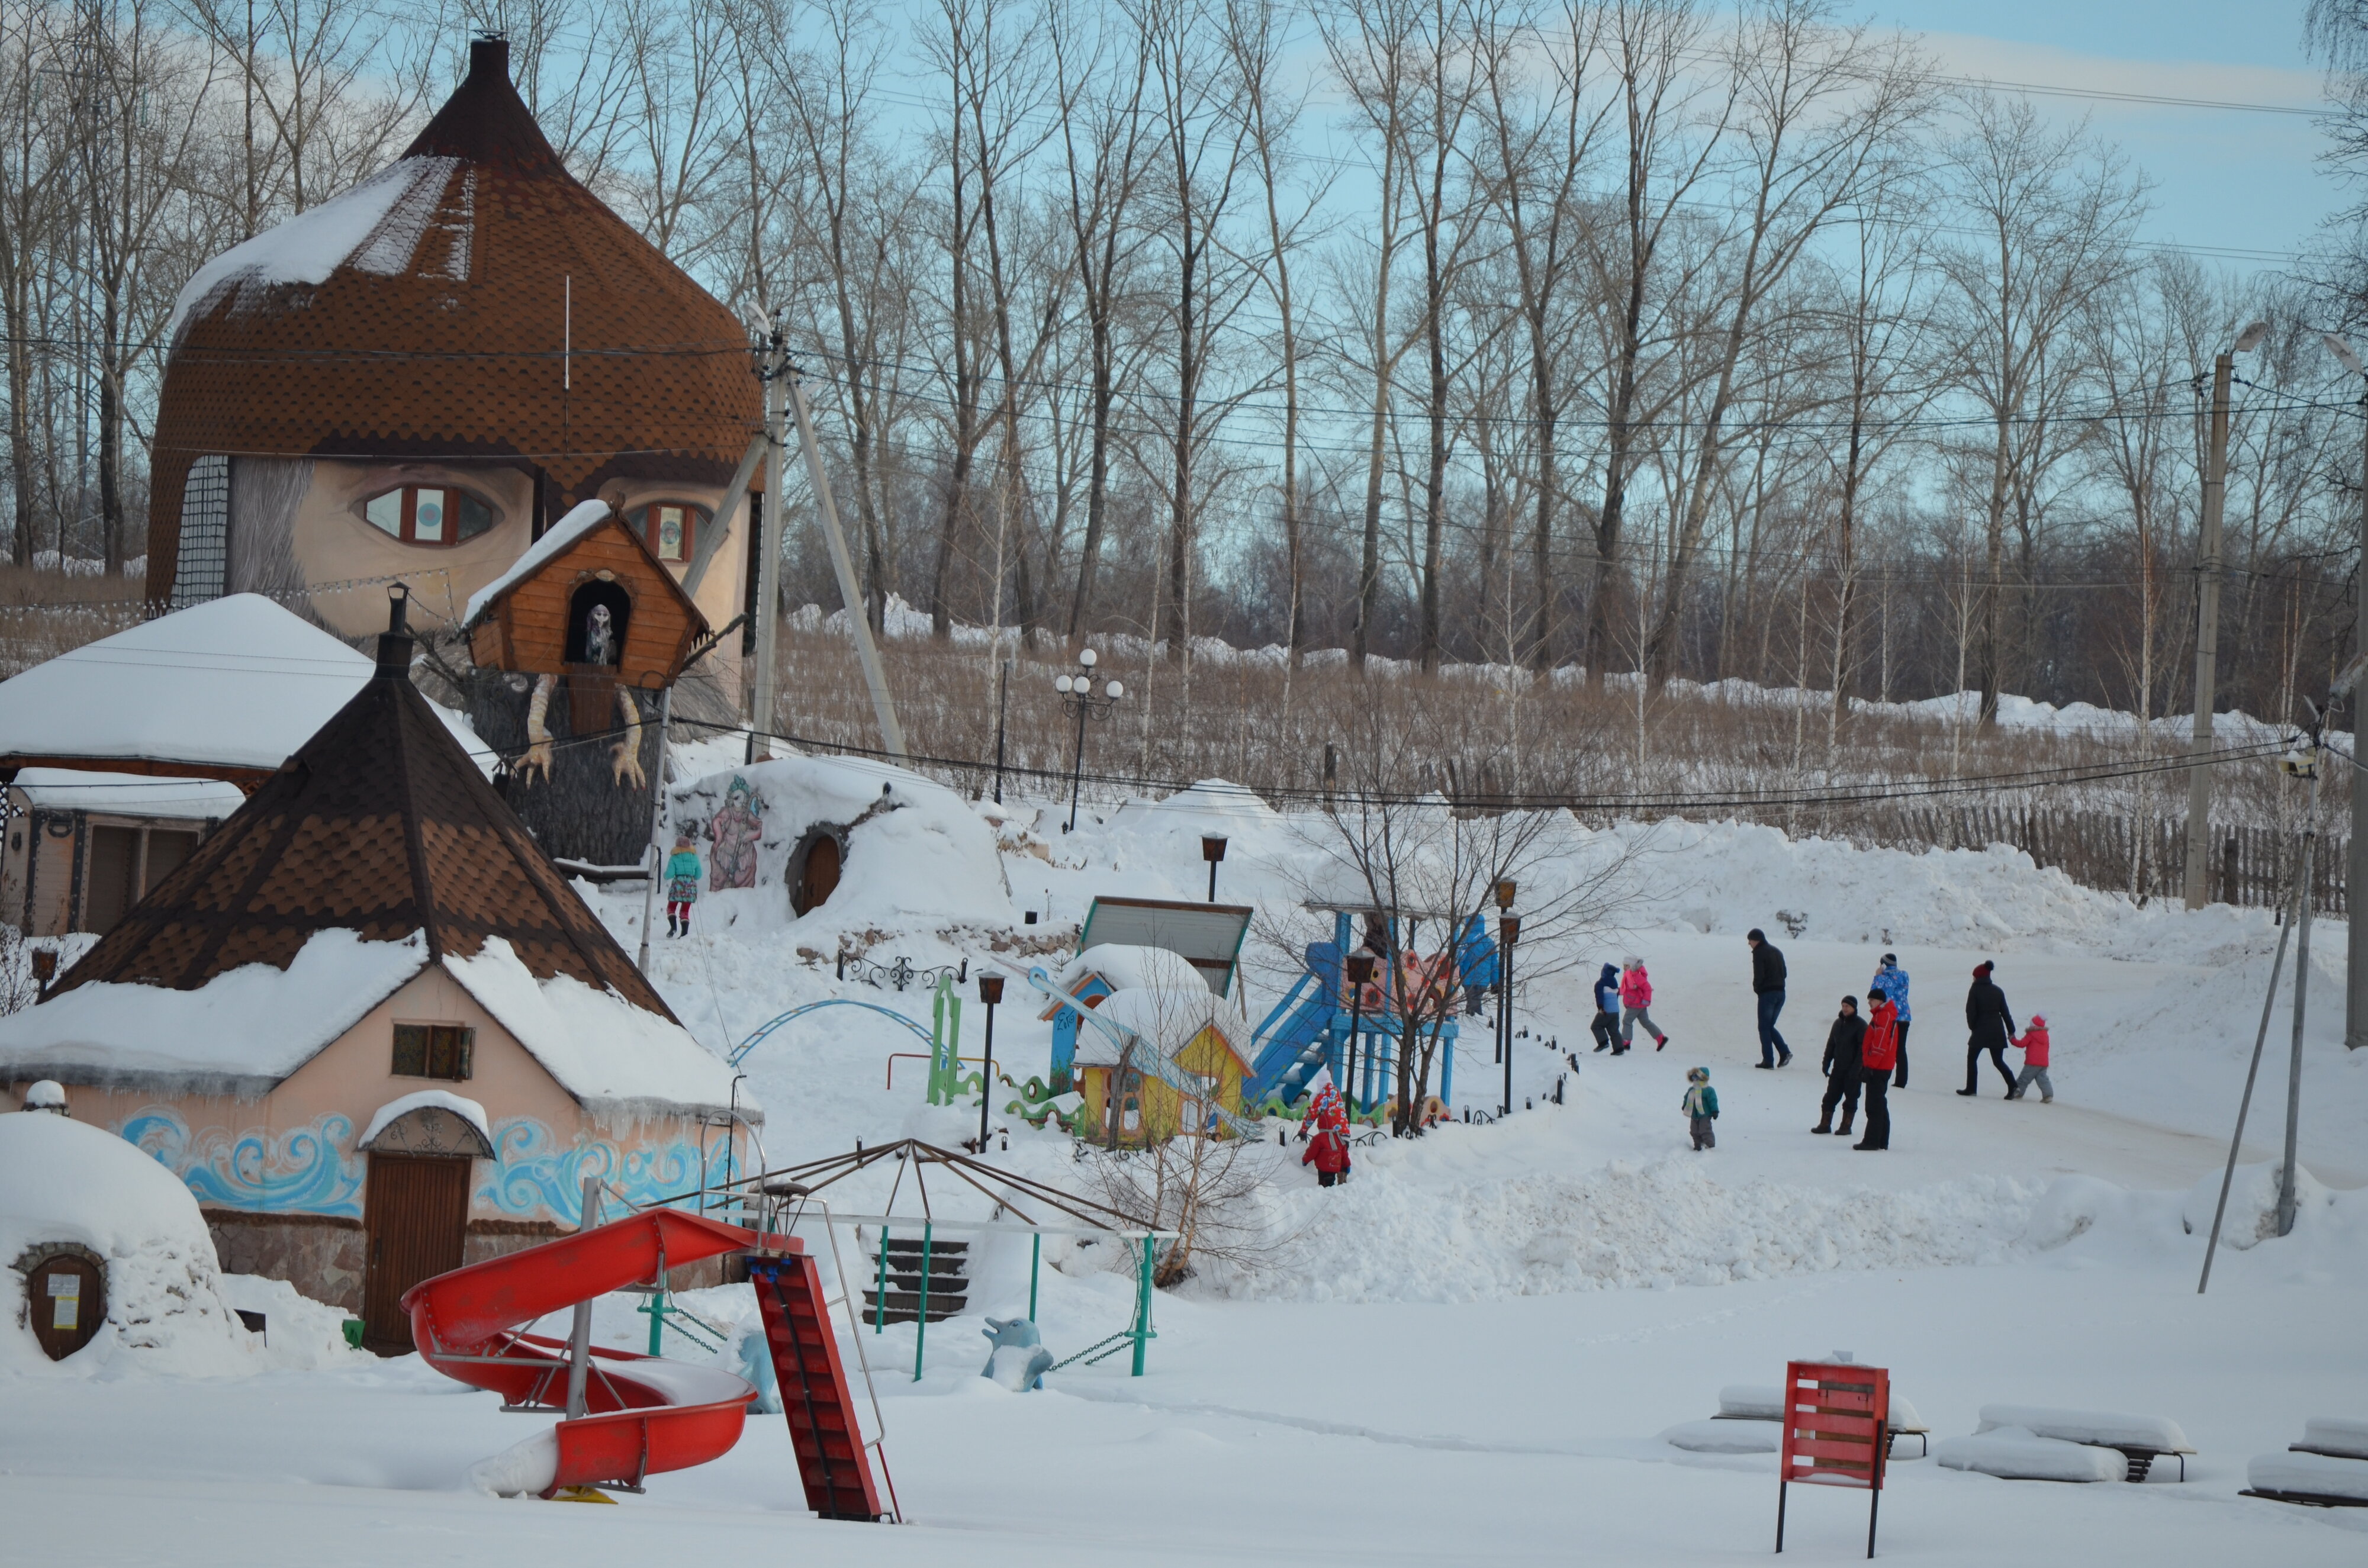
[51,606,676,1022]
[144,36,759,604]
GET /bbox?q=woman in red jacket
[1855,988,1899,1151]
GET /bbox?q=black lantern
[1201,834,1228,902]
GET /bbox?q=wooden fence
[1789,804,2347,917]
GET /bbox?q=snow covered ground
[7,777,2366,1565]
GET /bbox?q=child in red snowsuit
[1303,1083,1353,1187]
[2007,1015,2053,1103]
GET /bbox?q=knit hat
[1881,952,1897,965]
[1842,994,1860,1007]
[1869,985,1887,1002]
[1687,1067,1710,1083]
[1974,961,1994,978]
[2029,1013,2047,1027]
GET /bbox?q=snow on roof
[360,1089,491,1150]
[7,769,246,820]
[667,752,1014,936]
[0,930,430,1098]
[442,938,752,1118]
[1058,944,1206,996]
[0,1110,261,1376]
[0,593,486,775]
[1071,984,1231,1068]
[463,500,610,624]
[169,157,459,340]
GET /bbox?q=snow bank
[2247,1451,2368,1502]
[213,1273,367,1371]
[442,938,751,1118]
[1236,1142,2045,1303]
[2182,1161,2331,1250]
[1976,1406,2192,1453]
[0,1111,257,1377]
[1935,1427,2125,1483]
[667,753,1013,938]
[1661,1418,1777,1454]
[0,929,428,1095]
[466,1427,560,1498]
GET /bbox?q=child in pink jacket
[1619,957,1671,1052]
[2007,1014,2053,1103]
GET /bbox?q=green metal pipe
[914,1222,934,1382]
[1029,1232,1042,1323]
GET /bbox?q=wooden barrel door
[794,833,842,915]
[26,1255,104,1360]
[361,1154,471,1353]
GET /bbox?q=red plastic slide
[402,1209,761,1497]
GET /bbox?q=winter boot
[1812,1116,1832,1135]
[1835,1112,1854,1137]
[678,910,691,936]
[667,913,680,938]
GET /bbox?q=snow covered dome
[0,1110,258,1375]
[146,36,758,631]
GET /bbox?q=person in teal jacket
[1682,1067,1719,1150]
[664,833,702,936]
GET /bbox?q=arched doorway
[791,828,844,915]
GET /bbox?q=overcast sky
[1859,1,2335,269]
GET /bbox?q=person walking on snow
[664,833,702,936]
[1870,953,1912,1087]
[1302,1122,1351,1186]
[1748,929,1791,1068]
[1619,958,1671,1052]
[2007,1014,2054,1103]
[1960,961,2018,1097]
[1591,963,1623,1053]
[1856,987,1899,1150]
[1814,996,1867,1136]
[1682,1067,1720,1150]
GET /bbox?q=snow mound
[1935,1427,2124,1483]
[2248,1450,2368,1501]
[1976,1406,2190,1453]
[2182,1161,2331,1250]
[1146,778,1282,829]
[213,1273,367,1371]
[0,1112,258,1377]
[1661,1418,1778,1454]
[467,1428,559,1498]
[667,753,1013,937]
[2301,1416,2368,1460]
[1238,1143,2044,1303]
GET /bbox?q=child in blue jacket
[1591,962,1621,1054]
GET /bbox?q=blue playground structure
[1243,908,1498,1116]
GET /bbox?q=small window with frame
[633,500,710,564]
[391,1023,475,1081]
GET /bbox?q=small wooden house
[4,771,242,938]
[1070,987,1250,1144]
[0,603,752,1351]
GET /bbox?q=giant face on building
[146,36,760,663]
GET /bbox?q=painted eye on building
[633,501,710,564]
[361,485,496,545]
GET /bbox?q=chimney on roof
[377,584,414,680]
[469,32,509,82]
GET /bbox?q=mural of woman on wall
[707,775,763,890]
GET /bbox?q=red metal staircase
[748,1251,890,1521]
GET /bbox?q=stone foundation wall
[204,1210,365,1312]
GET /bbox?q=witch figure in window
[707,775,763,891]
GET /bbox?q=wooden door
[26,1255,104,1360]
[361,1155,471,1353]
[796,834,842,914]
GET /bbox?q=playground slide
[403,1209,761,1497]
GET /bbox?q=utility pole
[748,313,789,762]
[2182,350,2235,909]
[2277,714,2325,1238]
[786,359,908,762]
[2325,333,2368,1052]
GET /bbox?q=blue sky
[1857,1,2335,268]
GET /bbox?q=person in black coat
[1959,960,2018,1096]
[1747,928,1791,1068]
[1813,996,1867,1135]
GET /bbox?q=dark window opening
[565,579,633,665]
[392,1023,475,1081]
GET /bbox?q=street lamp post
[1343,951,1375,1118]
[1054,648,1126,833]
[2323,332,2368,1052]
[2183,320,2272,909]
[1201,835,1227,901]
[977,973,1005,1151]
[1495,880,1518,1118]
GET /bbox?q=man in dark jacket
[1959,960,2018,1096]
[1748,929,1791,1068]
[1591,962,1621,1054]
[1814,996,1867,1135]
